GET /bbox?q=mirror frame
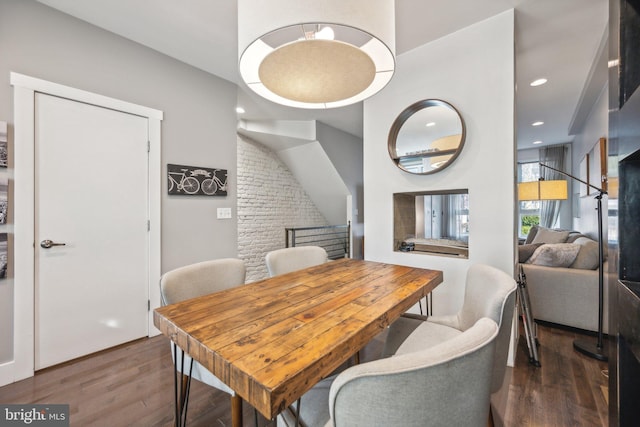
[388,99,466,175]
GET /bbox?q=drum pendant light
[238,0,395,109]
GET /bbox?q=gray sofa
[519,226,608,333]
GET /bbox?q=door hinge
[147,141,151,153]
[147,220,150,231]
[148,299,151,311]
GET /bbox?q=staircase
[237,119,352,225]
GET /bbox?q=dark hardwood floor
[493,324,609,427]
[0,323,608,426]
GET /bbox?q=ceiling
[36,0,609,150]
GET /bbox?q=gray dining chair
[160,258,246,424]
[265,245,328,277]
[382,263,517,425]
[279,317,499,427]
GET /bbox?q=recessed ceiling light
[425,122,436,127]
[533,140,543,145]
[532,121,544,126]
[236,106,245,114]
[530,78,547,87]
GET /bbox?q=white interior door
[34,93,150,369]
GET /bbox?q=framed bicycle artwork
[167,164,228,196]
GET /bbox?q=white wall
[278,141,350,225]
[0,0,237,363]
[364,10,516,315]
[237,136,328,281]
[316,122,365,259]
[571,85,609,239]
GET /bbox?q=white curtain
[539,145,567,228]
[442,194,468,242]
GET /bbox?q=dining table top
[153,258,443,420]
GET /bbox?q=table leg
[295,398,301,426]
[231,394,243,427]
[173,343,193,427]
[421,293,433,316]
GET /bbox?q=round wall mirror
[388,99,466,174]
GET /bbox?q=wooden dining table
[154,258,443,426]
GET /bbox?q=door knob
[40,239,66,249]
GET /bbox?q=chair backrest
[456,264,517,330]
[455,263,517,394]
[265,246,328,277]
[160,258,246,305]
[328,317,499,427]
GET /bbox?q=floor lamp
[537,162,608,362]
[518,172,568,364]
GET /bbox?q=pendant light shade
[238,0,395,109]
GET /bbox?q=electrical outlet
[217,207,232,219]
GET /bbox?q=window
[420,193,469,242]
[518,162,540,237]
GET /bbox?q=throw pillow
[569,237,600,270]
[531,227,570,244]
[525,225,539,244]
[526,243,581,267]
[566,233,587,243]
[518,243,543,262]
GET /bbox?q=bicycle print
[167,164,228,196]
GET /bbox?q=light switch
[217,207,232,219]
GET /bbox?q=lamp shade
[518,180,568,201]
[518,181,541,201]
[238,0,395,109]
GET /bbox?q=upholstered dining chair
[280,317,499,427]
[265,245,328,277]
[382,263,517,426]
[159,258,246,425]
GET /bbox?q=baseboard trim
[534,319,610,339]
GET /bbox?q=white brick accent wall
[237,135,328,282]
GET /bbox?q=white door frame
[2,73,162,385]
